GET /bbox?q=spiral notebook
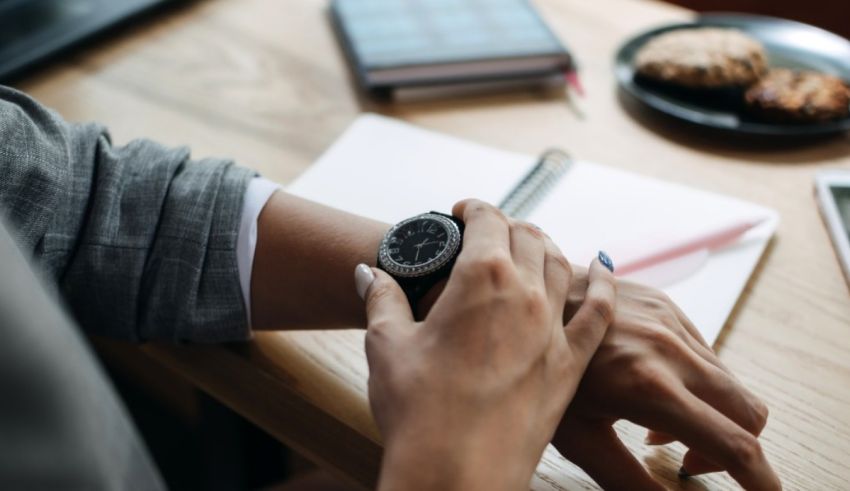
[288,114,779,344]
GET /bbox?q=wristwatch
[377,211,464,309]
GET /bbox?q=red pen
[564,70,585,97]
[616,218,767,276]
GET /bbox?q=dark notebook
[330,0,574,98]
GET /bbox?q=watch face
[378,213,462,278]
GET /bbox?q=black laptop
[0,0,173,82]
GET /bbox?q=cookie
[745,68,850,123]
[634,28,767,89]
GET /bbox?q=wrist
[378,423,529,491]
[564,264,589,321]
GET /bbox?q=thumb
[355,264,414,331]
[564,253,616,371]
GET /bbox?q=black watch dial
[378,213,462,278]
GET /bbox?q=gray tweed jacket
[0,86,256,489]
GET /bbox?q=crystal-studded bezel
[378,213,461,278]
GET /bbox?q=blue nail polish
[598,250,614,273]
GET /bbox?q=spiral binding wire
[498,148,573,219]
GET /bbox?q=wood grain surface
[14,0,850,489]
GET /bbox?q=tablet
[815,170,850,291]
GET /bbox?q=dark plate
[615,13,850,136]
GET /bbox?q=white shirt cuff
[237,177,281,327]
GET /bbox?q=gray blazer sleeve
[0,86,256,343]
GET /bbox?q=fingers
[677,362,770,477]
[681,450,722,477]
[452,199,510,260]
[672,312,770,443]
[668,302,732,375]
[644,347,770,478]
[563,256,616,370]
[360,266,414,335]
[645,391,781,491]
[645,430,676,446]
[642,350,772,480]
[670,300,714,352]
[359,266,415,379]
[453,199,549,292]
[655,341,769,446]
[640,291,770,454]
[508,219,546,286]
[556,422,666,491]
[687,362,769,437]
[542,235,571,319]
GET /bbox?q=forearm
[250,192,596,330]
[250,191,388,329]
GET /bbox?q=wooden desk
[16,0,850,489]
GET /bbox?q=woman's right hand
[358,200,616,491]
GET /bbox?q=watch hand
[412,238,433,263]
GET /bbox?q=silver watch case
[377,213,462,278]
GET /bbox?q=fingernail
[354,263,375,300]
[678,466,691,479]
[598,250,614,273]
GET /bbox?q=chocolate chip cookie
[634,28,767,89]
[745,68,850,122]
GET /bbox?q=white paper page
[288,114,530,223]
[526,161,775,269]
[660,217,778,343]
[287,114,778,344]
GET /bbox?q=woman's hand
[554,276,782,491]
[357,200,616,491]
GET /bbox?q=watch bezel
[378,213,462,278]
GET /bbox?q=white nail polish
[354,263,375,300]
